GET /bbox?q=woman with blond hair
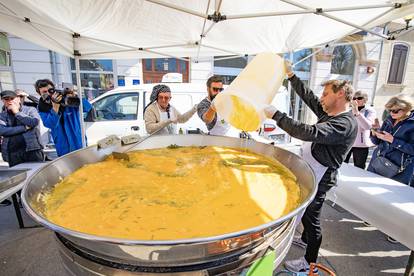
[368,94,414,186]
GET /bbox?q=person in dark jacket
[0,90,44,166]
[368,95,414,186]
[264,61,357,273]
[34,79,92,157]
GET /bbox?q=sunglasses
[158,95,171,101]
[212,87,224,92]
[353,97,364,100]
[389,109,402,114]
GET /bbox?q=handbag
[370,155,404,178]
[370,124,405,178]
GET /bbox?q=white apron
[301,142,328,184]
[209,113,239,137]
[294,142,329,226]
[158,105,177,135]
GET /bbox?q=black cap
[1,90,17,99]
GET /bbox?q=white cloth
[158,105,177,135]
[294,142,329,227]
[301,142,328,184]
[209,113,239,137]
[327,163,414,250]
[2,1,410,59]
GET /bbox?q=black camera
[46,87,80,108]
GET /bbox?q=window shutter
[388,44,408,84]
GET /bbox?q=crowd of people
[0,66,413,274]
[0,79,90,206]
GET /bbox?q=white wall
[116,59,142,87]
[9,35,69,95]
[189,58,214,83]
[374,39,414,119]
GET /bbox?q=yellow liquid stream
[43,146,301,240]
[229,95,260,131]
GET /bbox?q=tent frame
[0,0,411,149]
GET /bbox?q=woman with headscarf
[144,84,197,135]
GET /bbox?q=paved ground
[0,198,411,276]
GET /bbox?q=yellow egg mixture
[229,95,261,131]
[44,146,301,240]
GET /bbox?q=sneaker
[0,199,12,207]
[292,235,307,249]
[284,257,318,274]
[387,236,398,244]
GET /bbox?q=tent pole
[82,43,189,57]
[213,55,247,61]
[142,49,190,61]
[392,26,414,40]
[196,0,213,62]
[293,46,327,67]
[324,38,384,48]
[201,44,244,56]
[371,24,388,107]
[293,38,384,67]
[73,35,86,148]
[291,52,301,122]
[280,0,392,39]
[320,13,389,39]
[226,4,395,20]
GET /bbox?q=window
[71,72,114,100]
[70,59,114,101]
[388,43,409,85]
[70,59,113,71]
[142,58,189,83]
[0,33,14,92]
[293,49,312,72]
[331,45,355,75]
[0,33,11,67]
[283,49,313,123]
[93,93,138,121]
[144,59,152,71]
[214,56,247,68]
[214,75,237,85]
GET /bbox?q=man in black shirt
[265,61,357,273]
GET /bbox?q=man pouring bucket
[264,61,357,273]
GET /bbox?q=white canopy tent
[1,0,414,59]
[1,0,414,146]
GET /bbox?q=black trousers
[344,147,369,169]
[300,190,327,264]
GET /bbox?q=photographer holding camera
[35,79,92,157]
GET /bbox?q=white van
[84,83,291,146]
[84,83,210,145]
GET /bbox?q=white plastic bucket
[214,53,286,131]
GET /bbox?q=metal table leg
[405,250,414,276]
[11,193,24,228]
